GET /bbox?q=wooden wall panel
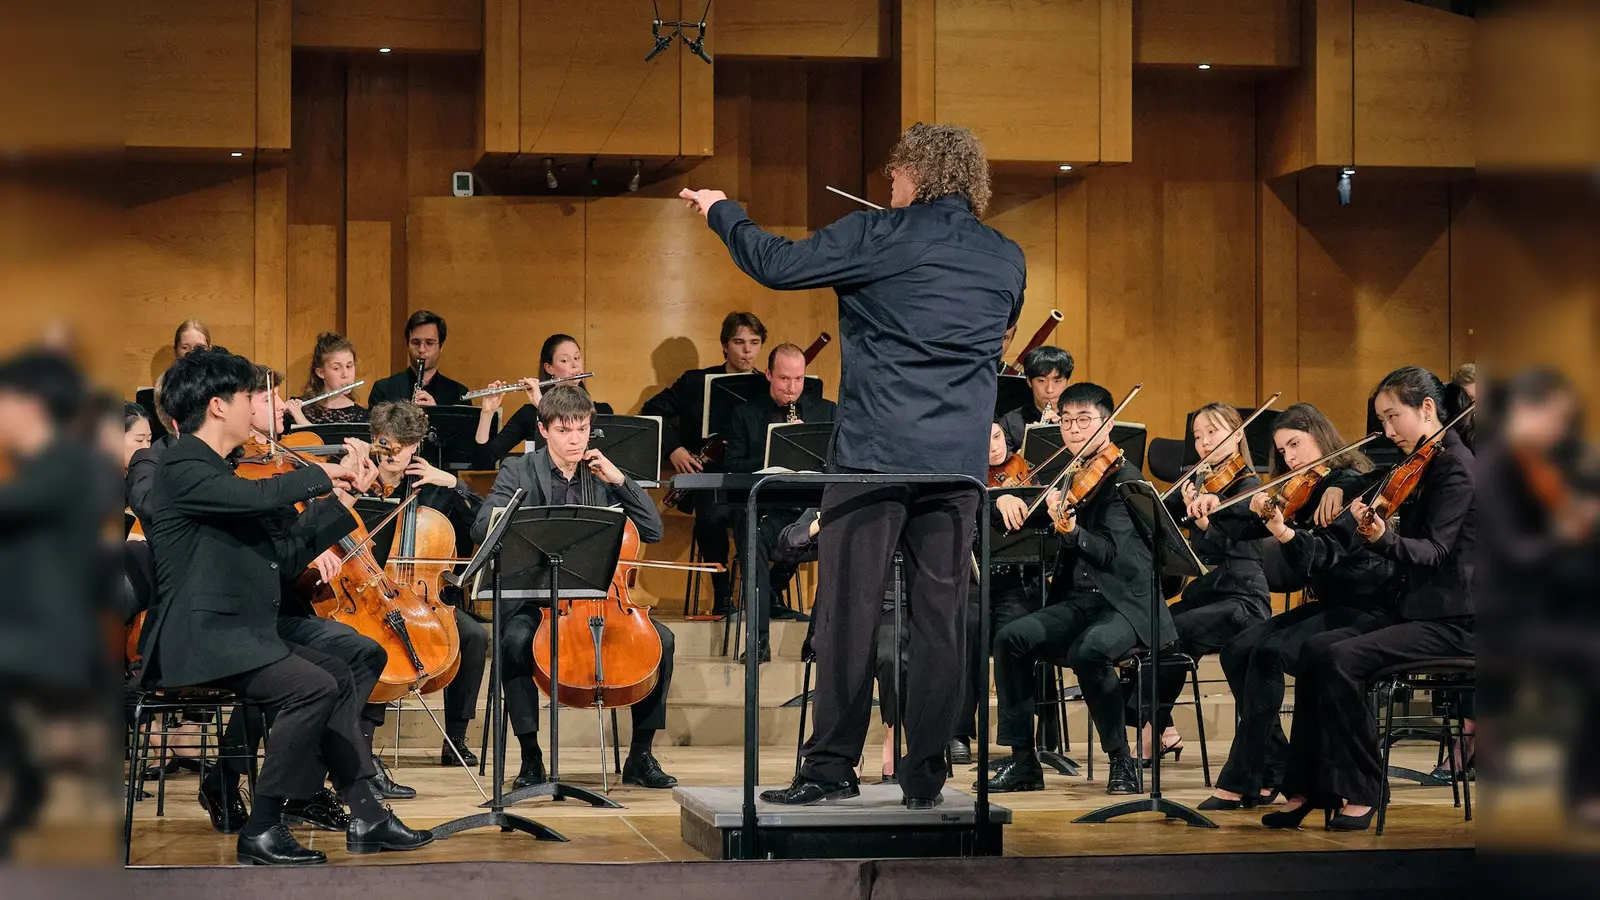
[899,0,937,129]
[519,0,684,156]
[481,0,521,154]
[253,165,290,375]
[1257,177,1299,400]
[680,1,717,158]
[287,55,347,384]
[987,177,1059,362]
[1310,0,1354,168]
[292,0,483,52]
[345,58,410,373]
[1447,183,1476,372]
[1352,0,1472,169]
[1054,178,1090,374]
[1099,0,1134,164]
[716,0,889,59]
[1134,0,1300,68]
[127,0,259,150]
[257,0,292,150]
[1294,175,1452,437]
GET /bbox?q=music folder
[701,373,768,441]
[763,422,832,472]
[588,414,663,487]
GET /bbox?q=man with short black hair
[998,345,1074,453]
[368,310,468,408]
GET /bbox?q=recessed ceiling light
[1058,164,1073,172]
[379,47,392,54]
[230,151,244,157]
[1197,63,1212,70]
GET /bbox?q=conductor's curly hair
[883,123,992,218]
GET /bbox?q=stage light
[1198,63,1212,70]
[1058,164,1073,172]
[544,158,558,190]
[629,160,642,192]
[379,48,392,54]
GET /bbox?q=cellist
[140,348,432,865]
[471,386,679,791]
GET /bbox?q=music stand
[429,489,567,843]
[1074,480,1216,828]
[763,423,832,472]
[424,406,492,471]
[994,374,1032,419]
[702,373,768,441]
[492,506,627,810]
[591,415,663,487]
[287,422,371,444]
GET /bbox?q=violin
[1049,442,1125,535]
[988,452,1031,488]
[1195,448,1252,495]
[1357,404,1475,530]
[1259,463,1331,521]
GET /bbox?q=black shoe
[903,794,944,810]
[198,775,248,834]
[1262,801,1319,830]
[769,605,797,621]
[947,738,972,766]
[879,771,898,785]
[440,735,479,767]
[512,754,546,790]
[371,755,416,800]
[236,824,326,866]
[1197,795,1245,811]
[1327,806,1377,832]
[346,810,434,854]
[979,757,1045,793]
[709,603,735,620]
[282,787,349,832]
[759,775,860,805]
[736,641,771,664]
[622,752,678,789]
[1106,755,1141,795]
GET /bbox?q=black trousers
[733,510,801,641]
[1283,614,1474,807]
[691,494,732,608]
[957,569,1048,740]
[1214,602,1388,796]
[205,643,377,799]
[1137,594,1267,730]
[995,592,1141,757]
[799,482,978,799]
[499,608,675,738]
[874,602,910,727]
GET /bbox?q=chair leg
[1055,666,1071,753]
[1457,694,1473,822]
[154,714,169,818]
[123,701,148,866]
[1377,679,1398,836]
[1445,698,1462,810]
[611,709,622,775]
[794,659,813,779]
[1190,662,1212,787]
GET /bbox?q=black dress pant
[956,569,1048,740]
[276,615,388,738]
[205,643,377,799]
[499,608,675,738]
[1138,594,1267,731]
[874,602,910,726]
[799,481,979,799]
[1283,614,1474,807]
[733,510,800,642]
[691,494,733,609]
[443,607,488,728]
[994,591,1141,757]
[1214,602,1388,796]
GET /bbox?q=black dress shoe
[512,754,546,790]
[947,738,973,766]
[735,641,771,664]
[1106,755,1142,795]
[978,757,1045,793]
[903,794,944,810]
[346,810,434,854]
[1197,795,1245,811]
[1261,802,1320,830]
[1327,806,1377,832]
[198,775,249,834]
[236,824,326,866]
[371,755,416,800]
[622,752,678,789]
[283,787,350,832]
[759,775,860,805]
[440,735,479,767]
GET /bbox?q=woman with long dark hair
[470,333,611,468]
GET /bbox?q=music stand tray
[486,506,628,810]
[702,373,767,441]
[994,374,1032,419]
[591,415,663,488]
[763,423,832,472]
[424,405,491,472]
[1074,480,1215,828]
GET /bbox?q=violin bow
[1159,392,1283,501]
[1204,433,1382,518]
[1019,383,1143,524]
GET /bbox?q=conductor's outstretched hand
[680,188,728,218]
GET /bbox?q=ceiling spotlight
[543,157,558,190]
[230,151,244,158]
[1058,164,1073,172]
[379,47,392,54]
[1198,63,1212,70]
[628,159,642,192]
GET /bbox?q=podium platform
[675,784,1010,860]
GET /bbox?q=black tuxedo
[724,393,837,475]
[368,368,469,408]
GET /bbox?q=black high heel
[1328,806,1377,832]
[1245,787,1282,809]
[1197,795,1245,811]
[1141,740,1183,769]
[1261,800,1318,829]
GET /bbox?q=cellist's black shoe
[282,787,349,832]
[512,754,546,790]
[622,753,678,789]
[236,824,326,866]
[440,736,478,767]
[978,756,1045,793]
[346,810,434,854]
[760,775,859,805]
[1106,755,1142,795]
[198,774,248,834]
[371,755,416,800]
[903,794,944,810]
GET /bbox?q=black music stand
[429,489,567,843]
[994,374,1032,419]
[424,405,491,471]
[763,422,832,472]
[493,506,627,810]
[1074,481,1216,828]
[591,415,663,488]
[702,373,768,441]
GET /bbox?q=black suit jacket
[368,368,469,408]
[126,433,177,524]
[1049,462,1175,649]
[1367,430,1476,621]
[141,435,356,687]
[724,394,838,474]
[641,364,725,459]
[707,194,1025,479]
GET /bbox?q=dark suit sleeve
[641,373,693,456]
[367,375,400,406]
[276,497,358,576]
[1062,479,1136,571]
[126,450,159,522]
[724,403,763,474]
[474,404,536,469]
[0,459,75,523]
[707,202,910,291]
[608,478,665,544]
[163,458,332,518]
[472,459,534,544]
[1001,410,1025,455]
[1368,456,1473,568]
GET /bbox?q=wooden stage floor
[107,741,1475,867]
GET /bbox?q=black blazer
[998,404,1046,455]
[1254,467,1397,607]
[368,368,469,408]
[1366,430,1475,621]
[140,435,355,688]
[1168,474,1272,615]
[641,364,725,459]
[707,194,1025,479]
[472,398,615,469]
[1049,461,1175,650]
[724,394,838,475]
[126,433,177,525]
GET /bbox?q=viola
[1050,442,1125,535]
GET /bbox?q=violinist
[471,332,614,468]
[358,401,489,769]
[640,311,768,617]
[981,383,1171,797]
[1134,403,1268,764]
[138,348,432,864]
[1446,362,1477,452]
[297,332,369,425]
[471,386,679,791]
[1204,404,1392,810]
[1267,366,1476,832]
[368,310,468,408]
[997,345,1074,453]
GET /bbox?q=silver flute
[460,372,594,402]
[302,380,365,406]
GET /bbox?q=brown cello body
[385,501,464,696]
[531,517,663,710]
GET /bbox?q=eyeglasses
[1060,414,1103,430]
[408,338,440,349]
